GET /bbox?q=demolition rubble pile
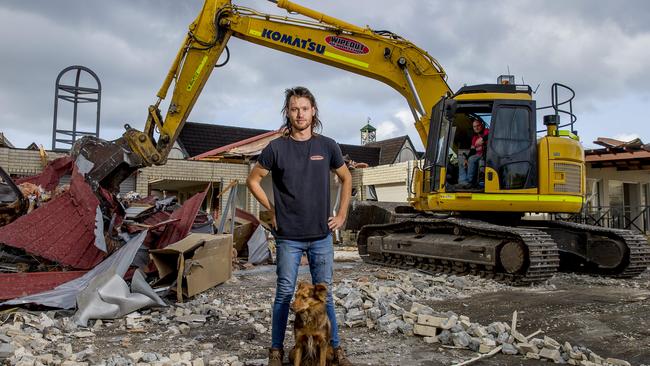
[0,156,268,306]
[0,266,638,365]
[333,270,632,366]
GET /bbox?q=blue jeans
[466,154,482,185]
[458,153,468,184]
[271,234,340,349]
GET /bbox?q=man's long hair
[281,86,322,135]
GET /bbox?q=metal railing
[552,205,650,234]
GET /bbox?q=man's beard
[292,122,312,132]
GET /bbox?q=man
[246,86,353,366]
[459,118,489,188]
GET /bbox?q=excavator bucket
[71,136,144,193]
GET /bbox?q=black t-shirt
[257,135,345,240]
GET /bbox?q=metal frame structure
[52,66,101,151]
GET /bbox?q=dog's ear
[314,283,328,302]
[297,281,309,291]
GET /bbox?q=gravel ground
[1,247,650,365]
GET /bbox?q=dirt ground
[62,249,650,366]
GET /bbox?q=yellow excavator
[72,0,649,284]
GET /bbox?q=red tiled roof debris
[0,170,106,269]
[14,156,73,191]
[0,271,87,301]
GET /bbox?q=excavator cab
[412,82,583,214]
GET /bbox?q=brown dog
[289,282,334,366]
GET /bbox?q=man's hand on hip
[328,215,346,231]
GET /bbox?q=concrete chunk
[413,324,438,337]
[417,314,447,328]
[543,336,561,349]
[479,343,495,354]
[516,342,538,355]
[540,348,562,363]
[501,343,518,355]
[526,352,540,359]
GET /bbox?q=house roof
[365,135,413,165]
[585,137,650,170]
[192,130,282,161]
[178,122,416,167]
[178,122,271,158]
[339,144,381,167]
[0,133,14,148]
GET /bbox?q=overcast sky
[1,0,649,152]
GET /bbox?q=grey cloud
[1,0,649,149]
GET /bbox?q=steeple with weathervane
[360,117,376,145]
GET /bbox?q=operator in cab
[458,117,489,189]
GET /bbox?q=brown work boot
[334,346,353,366]
[268,348,284,366]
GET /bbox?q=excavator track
[357,217,560,285]
[531,220,650,278]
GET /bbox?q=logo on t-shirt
[310,155,324,160]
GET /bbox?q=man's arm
[328,164,352,231]
[246,163,276,229]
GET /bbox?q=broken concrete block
[413,324,438,337]
[468,337,480,352]
[471,325,488,338]
[516,342,538,355]
[345,309,365,322]
[73,331,95,338]
[344,320,365,328]
[451,331,471,348]
[442,316,458,330]
[417,314,445,328]
[501,343,518,355]
[438,330,452,345]
[526,352,541,360]
[179,324,191,335]
[604,358,631,366]
[396,320,413,336]
[423,336,438,344]
[544,336,561,349]
[496,332,509,345]
[409,302,434,315]
[478,343,495,354]
[563,341,573,353]
[367,308,382,321]
[0,343,14,359]
[128,351,144,362]
[343,294,363,310]
[459,319,472,331]
[540,348,563,363]
[402,312,417,322]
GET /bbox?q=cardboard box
[150,233,232,302]
[223,217,256,252]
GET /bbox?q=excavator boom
[73,0,451,192]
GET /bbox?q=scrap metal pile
[0,157,267,310]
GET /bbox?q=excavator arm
[73,0,451,191]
